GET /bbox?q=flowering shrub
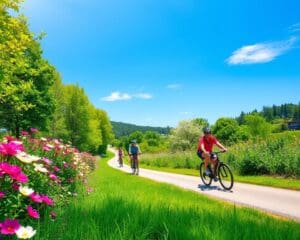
[0,129,96,239]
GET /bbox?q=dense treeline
[237,103,300,124]
[0,0,112,154]
[111,121,171,138]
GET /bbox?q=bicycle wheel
[199,162,212,186]
[218,163,234,190]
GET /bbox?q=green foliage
[236,103,300,123]
[169,120,202,151]
[0,6,56,136]
[111,121,170,138]
[192,118,209,129]
[48,75,69,139]
[244,114,272,138]
[128,130,144,143]
[212,117,240,144]
[64,84,90,151]
[223,132,300,177]
[141,152,199,169]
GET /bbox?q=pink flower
[68,178,74,183]
[41,195,54,206]
[27,206,40,219]
[12,172,28,183]
[0,163,28,183]
[87,187,93,194]
[53,166,60,172]
[21,131,29,136]
[50,211,57,219]
[0,191,5,198]
[4,135,17,142]
[0,142,24,156]
[0,219,20,235]
[43,146,51,152]
[49,173,58,181]
[12,183,20,191]
[30,193,43,203]
[43,158,52,165]
[30,128,39,133]
[0,162,21,175]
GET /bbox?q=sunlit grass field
[36,151,300,240]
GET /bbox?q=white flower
[33,163,48,173]
[46,144,54,149]
[19,186,34,196]
[16,226,36,239]
[40,137,47,141]
[16,152,40,164]
[53,139,60,144]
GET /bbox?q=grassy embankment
[36,151,300,240]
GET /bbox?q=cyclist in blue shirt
[128,140,142,175]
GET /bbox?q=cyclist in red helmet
[197,127,227,177]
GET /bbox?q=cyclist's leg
[211,157,217,174]
[130,155,135,173]
[202,152,211,174]
[132,155,137,174]
[136,156,139,175]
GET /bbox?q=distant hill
[111,121,171,138]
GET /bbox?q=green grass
[36,151,300,240]
[136,163,300,191]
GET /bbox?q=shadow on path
[198,184,233,193]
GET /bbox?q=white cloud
[101,92,152,102]
[134,93,153,99]
[101,92,131,102]
[288,23,300,33]
[179,111,191,115]
[167,84,182,90]
[227,37,297,65]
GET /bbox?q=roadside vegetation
[35,154,300,239]
[113,107,300,189]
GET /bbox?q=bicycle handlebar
[213,151,226,154]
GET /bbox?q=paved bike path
[107,149,300,221]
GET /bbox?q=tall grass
[36,151,300,240]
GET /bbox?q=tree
[95,109,113,154]
[48,73,68,139]
[212,118,239,144]
[144,131,161,147]
[244,114,272,137]
[129,131,144,144]
[64,85,90,151]
[192,118,209,129]
[0,1,56,136]
[169,120,202,151]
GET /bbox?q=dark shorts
[197,150,205,160]
[197,150,215,160]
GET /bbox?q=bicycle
[199,151,234,190]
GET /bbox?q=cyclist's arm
[200,143,210,155]
[216,141,227,152]
[137,145,142,154]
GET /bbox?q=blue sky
[22,0,300,127]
